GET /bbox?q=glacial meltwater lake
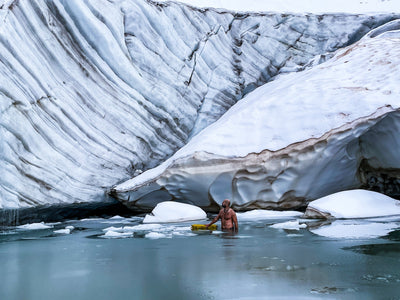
[1,215,400,300]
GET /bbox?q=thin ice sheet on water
[310,220,399,239]
[237,210,303,221]
[270,220,307,230]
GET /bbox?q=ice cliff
[0,0,399,210]
[113,20,400,212]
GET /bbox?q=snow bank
[305,190,400,219]
[156,0,400,13]
[310,220,398,239]
[143,201,207,223]
[237,210,303,221]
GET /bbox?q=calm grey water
[1,217,400,300]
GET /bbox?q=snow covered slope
[2,0,396,209]
[113,21,400,211]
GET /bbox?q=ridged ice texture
[0,0,398,209]
[113,24,400,212]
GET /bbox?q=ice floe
[17,222,53,230]
[310,220,398,239]
[100,223,197,239]
[103,230,133,239]
[143,202,207,223]
[270,220,307,230]
[53,228,71,235]
[305,190,400,219]
[237,210,303,221]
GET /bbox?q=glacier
[1,0,400,212]
[113,21,400,212]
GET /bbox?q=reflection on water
[0,217,400,300]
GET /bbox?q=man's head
[222,199,230,208]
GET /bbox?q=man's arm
[206,212,221,228]
[232,211,238,232]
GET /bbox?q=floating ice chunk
[310,220,398,239]
[102,230,133,239]
[17,222,53,230]
[65,226,75,230]
[143,201,207,223]
[145,232,168,239]
[305,190,400,219]
[53,228,71,235]
[110,215,124,219]
[79,218,104,222]
[270,220,307,230]
[123,224,163,232]
[103,226,123,232]
[237,210,303,221]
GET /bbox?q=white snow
[143,201,207,223]
[307,190,400,219]
[310,220,398,239]
[122,224,163,232]
[237,210,303,221]
[156,0,400,13]
[17,222,53,230]
[145,232,168,239]
[102,230,133,239]
[53,228,71,235]
[270,220,307,230]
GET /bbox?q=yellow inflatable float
[191,224,217,231]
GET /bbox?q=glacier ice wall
[0,0,398,209]
[113,24,400,211]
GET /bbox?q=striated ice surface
[155,0,400,14]
[114,22,400,211]
[1,0,399,210]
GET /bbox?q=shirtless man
[206,199,238,232]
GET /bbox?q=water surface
[1,217,400,300]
